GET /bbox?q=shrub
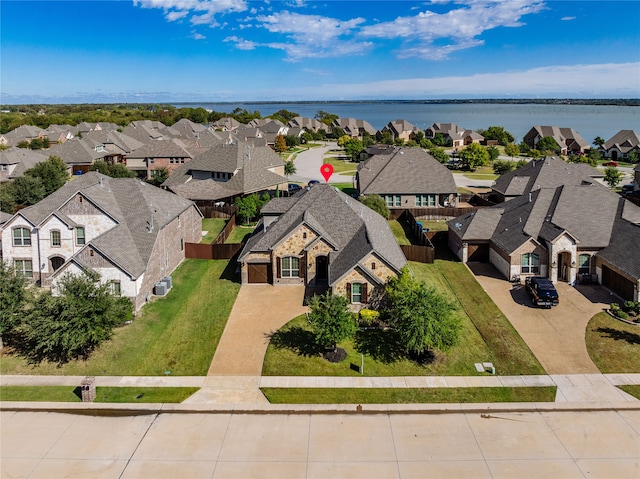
[617,311,629,320]
[622,301,637,313]
[358,308,380,325]
[610,303,620,314]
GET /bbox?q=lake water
[174,101,639,144]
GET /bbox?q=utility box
[81,376,96,402]
[154,282,167,296]
[162,276,173,289]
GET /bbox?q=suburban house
[0,172,202,310]
[424,123,484,149]
[356,147,458,208]
[1,125,46,147]
[210,117,242,132]
[377,119,421,144]
[124,139,193,179]
[48,137,110,174]
[162,141,287,205]
[600,130,640,161]
[331,118,377,139]
[522,126,590,155]
[170,118,208,139]
[448,158,640,301]
[82,130,145,164]
[287,116,325,133]
[238,184,407,308]
[0,147,54,182]
[43,125,76,145]
[490,156,604,203]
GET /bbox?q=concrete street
[2,409,639,478]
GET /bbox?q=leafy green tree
[431,133,449,147]
[359,194,390,219]
[504,143,520,158]
[300,131,314,144]
[19,270,132,364]
[492,160,516,176]
[12,176,46,207]
[0,260,30,349]
[307,291,356,353]
[344,138,364,161]
[337,135,352,147]
[385,267,460,356]
[628,150,640,163]
[25,156,68,196]
[234,193,270,224]
[428,147,449,164]
[604,167,623,188]
[478,126,515,146]
[362,131,376,148]
[379,131,393,145]
[284,161,296,177]
[274,134,287,153]
[0,182,16,213]
[147,167,170,186]
[586,148,602,163]
[270,109,299,124]
[314,110,339,127]
[593,136,605,148]
[458,143,490,170]
[331,126,345,139]
[487,145,500,161]
[536,136,560,153]
[89,160,135,178]
[284,135,300,148]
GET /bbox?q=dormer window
[95,145,104,152]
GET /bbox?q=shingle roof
[48,138,109,165]
[358,147,457,195]
[239,184,406,286]
[603,130,640,153]
[596,217,640,279]
[0,147,49,177]
[127,139,192,159]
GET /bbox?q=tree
[307,291,356,354]
[0,182,16,213]
[487,145,500,161]
[314,110,338,127]
[270,109,299,124]
[0,260,30,349]
[458,143,490,170]
[337,134,352,147]
[284,135,300,148]
[492,160,516,176]
[504,143,520,158]
[234,193,270,224]
[593,136,605,148]
[536,136,560,153]
[604,167,623,188]
[25,156,68,196]
[89,160,135,178]
[628,150,640,163]
[478,126,514,146]
[274,134,287,153]
[431,133,449,147]
[284,160,296,177]
[385,268,460,356]
[359,194,390,219]
[343,138,363,161]
[147,167,170,186]
[379,131,393,145]
[12,175,46,207]
[428,147,449,164]
[19,270,132,364]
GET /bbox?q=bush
[358,308,380,325]
[610,303,620,314]
[622,301,637,313]
[617,311,629,320]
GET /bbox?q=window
[76,227,85,246]
[395,195,401,207]
[14,260,33,278]
[110,281,121,296]
[180,238,184,251]
[51,230,61,247]
[1,165,7,171]
[384,195,394,207]
[13,228,31,246]
[351,283,363,303]
[578,254,591,275]
[371,262,376,270]
[281,256,300,278]
[415,195,436,207]
[521,253,540,274]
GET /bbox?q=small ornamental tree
[344,138,364,161]
[284,160,296,177]
[385,267,460,357]
[604,167,623,188]
[307,291,356,355]
[147,167,170,186]
[359,194,390,219]
[274,134,287,153]
[504,143,520,158]
[428,147,449,164]
[0,260,30,349]
[492,160,516,176]
[458,143,490,170]
[487,145,500,161]
[25,156,69,196]
[536,136,560,154]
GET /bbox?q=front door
[557,252,570,282]
[50,256,65,272]
[316,255,328,282]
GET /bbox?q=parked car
[288,183,302,194]
[621,184,635,196]
[525,277,559,308]
[308,180,320,187]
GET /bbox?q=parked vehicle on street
[525,276,559,308]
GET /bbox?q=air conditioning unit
[162,276,172,289]
[154,282,167,296]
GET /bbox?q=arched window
[12,227,31,246]
[521,253,539,274]
[578,254,591,275]
[281,256,300,278]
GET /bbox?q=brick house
[124,139,193,179]
[522,126,590,155]
[238,184,407,309]
[0,172,202,310]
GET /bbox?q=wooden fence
[185,242,243,260]
[390,206,477,221]
[196,203,236,218]
[400,245,435,263]
[213,214,237,245]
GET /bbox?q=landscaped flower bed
[609,301,640,324]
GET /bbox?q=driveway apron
[207,285,308,376]
[468,263,610,375]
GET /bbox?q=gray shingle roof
[358,147,457,195]
[596,217,640,279]
[603,130,640,153]
[48,138,109,165]
[0,147,49,177]
[239,184,406,286]
[127,139,192,159]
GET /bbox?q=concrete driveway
[207,285,308,376]
[468,264,612,375]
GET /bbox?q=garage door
[467,244,490,262]
[602,266,635,301]
[248,263,271,284]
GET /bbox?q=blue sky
[1,0,639,103]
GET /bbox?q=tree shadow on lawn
[267,327,325,357]
[596,327,640,345]
[353,329,406,364]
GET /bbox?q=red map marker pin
[321,164,334,183]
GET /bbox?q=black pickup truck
[525,277,559,308]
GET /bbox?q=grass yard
[388,220,412,245]
[332,183,357,196]
[0,259,240,376]
[262,386,556,404]
[200,218,227,244]
[323,155,358,174]
[262,260,543,377]
[585,312,640,373]
[0,386,199,403]
[619,385,640,400]
[225,225,254,244]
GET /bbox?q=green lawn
[388,220,412,245]
[262,260,544,377]
[200,218,227,244]
[0,259,240,376]
[619,385,640,400]
[323,156,358,174]
[262,386,556,404]
[332,183,357,196]
[585,312,640,373]
[0,386,199,403]
[225,225,254,244]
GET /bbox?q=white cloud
[360,0,546,59]
[191,31,206,40]
[165,10,189,21]
[224,35,257,50]
[561,16,576,21]
[134,0,248,24]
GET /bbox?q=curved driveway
[469,264,610,374]
[290,142,356,184]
